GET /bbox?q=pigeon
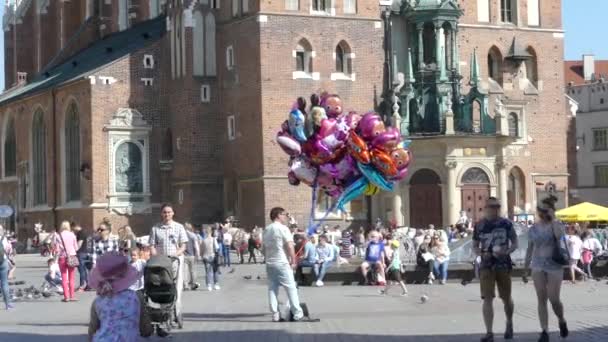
[420,294,429,303]
[243,275,252,280]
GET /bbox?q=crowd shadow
[183,312,268,322]
[1,326,607,342]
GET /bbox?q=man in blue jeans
[313,235,334,287]
[262,207,304,322]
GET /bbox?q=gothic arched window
[295,39,313,73]
[3,115,16,177]
[65,102,81,202]
[32,109,47,205]
[205,13,217,76]
[193,11,205,76]
[335,40,352,74]
[508,112,519,137]
[487,46,503,85]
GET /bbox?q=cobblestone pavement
[1,255,607,341]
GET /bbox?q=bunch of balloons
[276,93,412,230]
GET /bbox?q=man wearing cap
[149,203,188,319]
[473,197,518,342]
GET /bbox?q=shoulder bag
[551,223,570,266]
[59,232,80,268]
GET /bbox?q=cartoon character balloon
[276,92,413,235]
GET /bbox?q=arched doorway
[507,167,525,217]
[409,169,442,228]
[461,167,491,224]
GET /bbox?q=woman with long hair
[53,221,79,302]
[525,196,569,342]
[430,233,450,285]
[118,225,137,254]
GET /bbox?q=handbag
[58,232,80,268]
[551,223,570,266]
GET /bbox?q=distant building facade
[0,0,569,238]
[566,55,608,206]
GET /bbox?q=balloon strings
[307,173,319,236]
[307,181,339,237]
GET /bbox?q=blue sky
[0,1,602,91]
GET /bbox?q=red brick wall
[458,0,568,206]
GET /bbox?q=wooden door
[410,184,443,228]
[461,185,490,224]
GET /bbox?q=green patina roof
[0,15,166,106]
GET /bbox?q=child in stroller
[143,255,183,337]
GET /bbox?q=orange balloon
[391,148,411,170]
[347,132,371,164]
[371,148,398,177]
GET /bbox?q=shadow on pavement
[183,312,268,322]
[1,326,607,342]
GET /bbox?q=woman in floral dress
[88,252,152,341]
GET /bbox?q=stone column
[497,159,509,217]
[393,182,404,227]
[417,24,424,68]
[445,161,459,225]
[402,184,410,227]
[435,25,443,66]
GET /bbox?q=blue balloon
[288,109,308,142]
[358,162,394,192]
[336,177,369,212]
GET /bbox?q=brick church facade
[0,0,568,236]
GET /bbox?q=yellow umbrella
[555,202,608,222]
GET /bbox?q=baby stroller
[143,255,183,333]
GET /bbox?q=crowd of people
[2,195,608,342]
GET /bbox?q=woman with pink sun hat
[88,252,153,341]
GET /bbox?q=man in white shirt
[149,203,188,320]
[262,207,304,322]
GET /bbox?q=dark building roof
[0,16,166,106]
[564,59,608,85]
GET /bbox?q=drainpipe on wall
[51,88,58,230]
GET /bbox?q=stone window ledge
[55,201,83,210]
[0,176,18,183]
[293,71,320,80]
[331,72,356,81]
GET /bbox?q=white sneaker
[428,279,433,285]
[272,312,280,322]
[315,280,324,287]
[214,284,221,290]
[207,285,213,292]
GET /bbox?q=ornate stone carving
[107,108,149,128]
[114,142,143,193]
[495,159,509,170]
[445,160,457,169]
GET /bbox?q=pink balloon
[290,157,317,185]
[288,171,301,186]
[372,127,401,151]
[358,112,386,140]
[317,172,342,198]
[390,167,409,182]
[318,118,338,138]
[345,112,362,130]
